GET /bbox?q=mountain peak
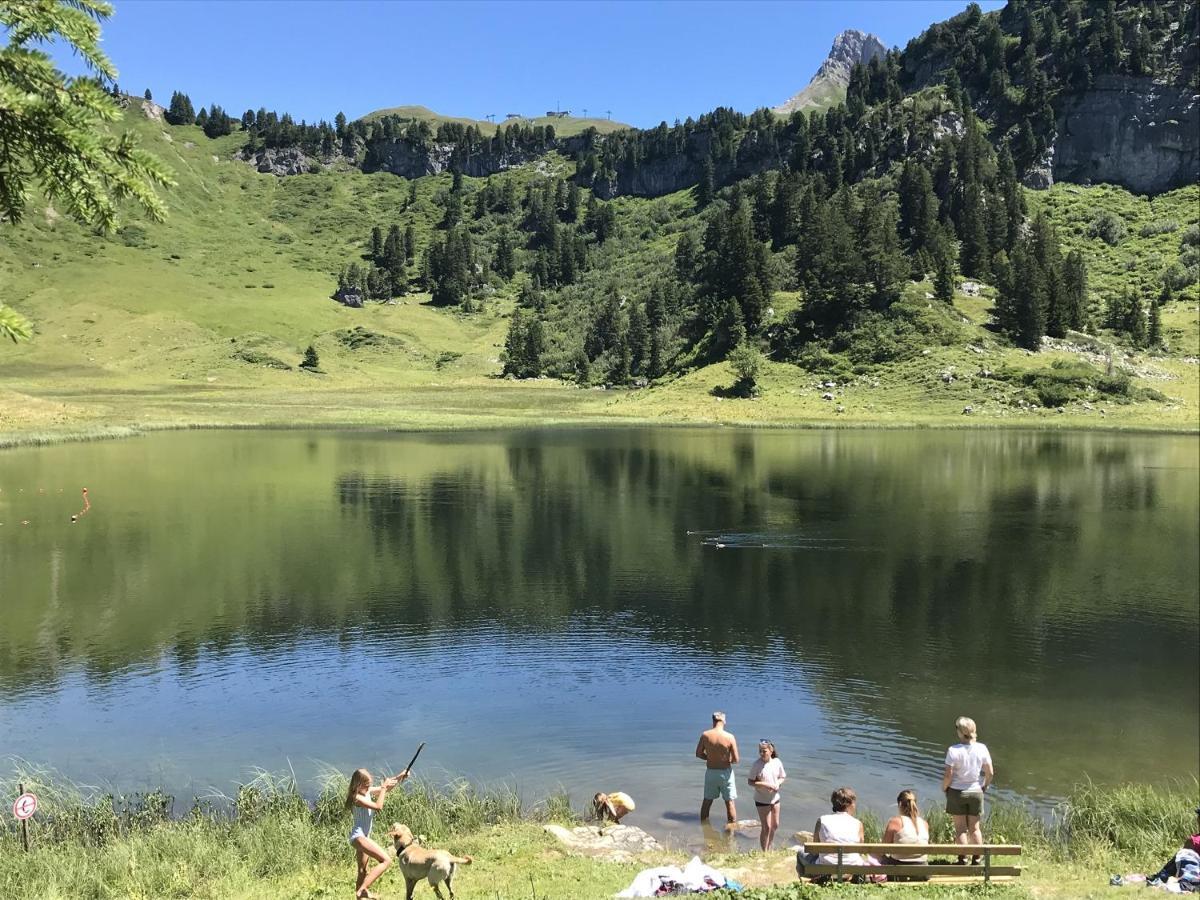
[773,29,887,115]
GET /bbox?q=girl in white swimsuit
[346,767,409,900]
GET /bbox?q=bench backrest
[804,842,1022,856]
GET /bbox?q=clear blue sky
[53,0,1004,128]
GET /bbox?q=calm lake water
[1,429,1197,843]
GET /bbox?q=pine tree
[627,302,649,375]
[143,88,152,101]
[1148,297,1162,347]
[674,231,699,282]
[859,198,906,307]
[959,186,991,279]
[1061,250,1088,331]
[334,112,347,139]
[1124,289,1147,346]
[301,345,320,369]
[696,156,716,208]
[165,91,195,126]
[494,226,517,280]
[371,226,384,262]
[404,225,416,263]
[934,244,956,302]
[565,181,581,222]
[503,308,528,376]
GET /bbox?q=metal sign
[13,792,37,821]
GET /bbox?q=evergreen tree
[143,88,152,101]
[334,112,347,139]
[859,198,906,307]
[1148,296,1162,347]
[696,156,716,208]
[959,186,991,278]
[493,226,517,280]
[1142,300,1161,348]
[674,231,699,282]
[0,1,172,232]
[934,244,956,302]
[1123,289,1147,346]
[404,225,416,263]
[371,226,384,261]
[301,345,320,369]
[565,181,581,222]
[165,91,195,126]
[627,302,649,375]
[1061,250,1088,331]
[503,308,529,376]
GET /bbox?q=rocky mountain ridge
[773,29,887,115]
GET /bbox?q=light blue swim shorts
[703,767,737,802]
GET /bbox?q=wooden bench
[799,843,1023,885]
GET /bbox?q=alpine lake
[1,428,1196,844]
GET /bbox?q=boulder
[543,824,661,863]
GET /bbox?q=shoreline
[0,770,1192,899]
[3,412,1197,452]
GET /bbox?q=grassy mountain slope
[360,103,632,137]
[0,103,1196,441]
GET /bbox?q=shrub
[1181,223,1200,247]
[1087,210,1128,245]
[1096,372,1132,397]
[1138,219,1179,237]
[727,343,763,396]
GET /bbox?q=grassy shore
[1,767,1194,899]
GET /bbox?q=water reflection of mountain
[1,429,1196,789]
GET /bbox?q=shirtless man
[696,711,740,824]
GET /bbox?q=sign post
[13,784,37,852]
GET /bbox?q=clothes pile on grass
[615,855,741,896]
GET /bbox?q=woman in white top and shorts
[747,739,787,851]
[942,716,993,863]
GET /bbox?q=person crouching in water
[346,767,409,900]
[593,791,636,824]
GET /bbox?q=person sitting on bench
[882,789,930,865]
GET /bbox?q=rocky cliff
[586,129,786,200]
[360,139,543,178]
[1051,75,1199,195]
[773,29,886,115]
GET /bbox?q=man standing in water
[696,711,740,825]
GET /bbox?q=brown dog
[387,823,473,900]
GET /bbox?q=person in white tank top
[810,786,866,866]
[883,789,931,864]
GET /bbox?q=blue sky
[53,0,1004,128]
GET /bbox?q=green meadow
[1,104,1196,444]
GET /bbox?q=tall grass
[0,765,1193,899]
[1057,778,1198,865]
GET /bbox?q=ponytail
[897,790,920,831]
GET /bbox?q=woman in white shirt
[747,739,787,851]
[811,786,866,867]
[941,716,994,863]
[882,789,930,864]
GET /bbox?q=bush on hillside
[1181,223,1200,247]
[1088,210,1128,246]
[1138,219,1179,237]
